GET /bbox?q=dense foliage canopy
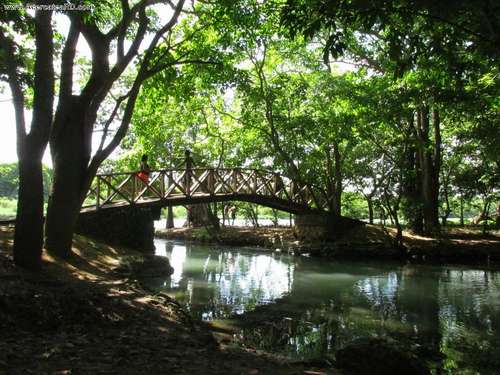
[117,0,499,234]
[1,0,498,269]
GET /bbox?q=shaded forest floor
[0,225,337,375]
[157,224,500,265]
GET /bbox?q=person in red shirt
[137,154,151,183]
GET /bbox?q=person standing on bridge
[185,149,194,226]
[184,149,194,194]
[138,154,151,183]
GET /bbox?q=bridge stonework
[76,206,161,252]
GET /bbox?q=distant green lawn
[0,197,17,220]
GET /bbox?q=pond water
[145,238,500,374]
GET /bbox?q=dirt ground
[0,225,337,375]
[2,223,498,374]
[157,226,298,249]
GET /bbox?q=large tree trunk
[441,171,451,226]
[412,155,424,234]
[165,206,175,228]
[481,198,491,235]
[379,206,386,226]
[8,0,186,264]
[186,204,220,229]
[45,167,85,258]
[2,9,54,270]
[366,195,374,224]
[420,108,441,234]
[495,204,500,229]
[402,117,423,234]
[43,0,184,258]
[45,108,89,258]
[416,107,440,235]
[13,155,45,270]
[244,204,259,228]
[332,141,342,216]
[325,142,342,216]
[459,195,465,226]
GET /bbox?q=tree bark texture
[43,0,185,258]
[45,95,93,257]
[186,204,220,229]
[14,156,45,270]
[166,206,175,228]
[414,107,441,235]
[441,171,451,226]
[366,197,374,224]
[325,142,342,217]
[1,9,54,270]
[402,118,423,234]
[459,196,465,226]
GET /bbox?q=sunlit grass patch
[0,197,17,219]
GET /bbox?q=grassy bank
[0,198,16,220]
[0,225,335,374]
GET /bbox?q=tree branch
[89,82,142,175]
[76,12,111,106]
[116,0,131,61]
[145,58,221,79]
[59,20,80,106]
[83,5,149,137]
[107,0,164,40]
[141,0,186,70]
[95,91,132,154]
[29,8,55,151]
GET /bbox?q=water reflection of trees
[237,262,500,374]
[155,242,295,319]
[438,269,500,373]
[149,240,500,373]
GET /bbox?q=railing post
[186,168,191,197]
[273,173,279,197]
[232,168,238,192]
[160,171,165,197]
[167,171,173,197]
[185,149,192,196]
[96,177,100,209]
[106,176,111,202]
[131,174,136,201]
[208,169,214,194]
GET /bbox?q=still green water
[146,239,500,374]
